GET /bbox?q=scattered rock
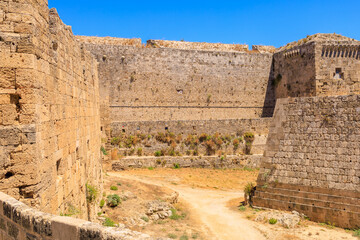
[255,210,300,228]
[120,191,137,201]
[165,192,179,204]
[145,200,172,220]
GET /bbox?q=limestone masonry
[0,0,360,238]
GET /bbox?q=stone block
[51,216,88,240]
[0,68,15,89]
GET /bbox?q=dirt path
[108,172,266,240]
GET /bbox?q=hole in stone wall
[165,127,168,131]
[102,55,107,61]
[56,159,65,175]
[333,68,344,79]
[122,129,126,133]
[52,41,58,51]
[5,171,14,179]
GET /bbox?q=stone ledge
[111,155,262,171]
[0,192,161,240]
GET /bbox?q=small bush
[100,146,108,155]
[103,217,116,227]
[239,206,246,211]
[180,235,189,240]
[111,137,120,145]
[141,216,149,222]
[199,133,208,142]
[137,148,143,156]
[117,182,122,186]
[86,183,98,203]
[269,218,277,224]
[154,151,162,157]
[173,163,180,169]
[170,208,183,220]
[156,159,162,164]
[353,229,360,238]
[110,186,118,191]
[168,233,177,239]
[233,138,240,149]
[205,139,216,155]
[99,199,105,208]
[107,194,121,207]
[244,182,255,195]
[244,132,255,143]
[148,167,154,170]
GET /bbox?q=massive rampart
[78,37,276,139]
[0,0,102,220]
[253,95,360,228]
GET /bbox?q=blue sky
[49,0,360,48]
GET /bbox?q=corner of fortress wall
[0,1,102,220]
[253,95,360,228]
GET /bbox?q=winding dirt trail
[108,172,266,240]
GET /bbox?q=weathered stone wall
[316,41,360,96]
[0,192,152,240]
[111,118,270,137]
[273,35,360,99]
[109,118,270,156]
[110,155,262,171]
[0,0,102,220]
[253,95,360,228]
[273,43,316,98]
[78,37,276,138]
[146,39,249,52]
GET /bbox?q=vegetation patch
[107,194,121,207]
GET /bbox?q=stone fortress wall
[253,95,360,228]
[273,34,360,98]
[78,36,276,145]
[0,192,151,240]
[0,0,102,220]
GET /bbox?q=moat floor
[104,169,357,240]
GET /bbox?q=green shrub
[169,149,176,156]
[168,233,177,239]
[269,218,277,224]
[233,138,240,149]
[107,194,121,207]
[141,216,149,222]
[103,217,116,227]
[111,137,120,145]
[86,183,98,203]
[99,199,105,208]
[170,208,185,220]
[117,182,122,186]
[137,148,143,156]
[244,182,255,195]
[244,132,255,143]
[154,151,162,157]
[110,186,118,191]
[100,146,108,155]
[353,229,360,238]
[238,206,246,211]
[156,159,162,164]
[148,167,154,170]
[191,233,199,239]
[180,235,189,240]
[173,163,180,169]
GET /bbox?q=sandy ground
[106,169,358,240]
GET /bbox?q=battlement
[76,36,142,47]
[146,39,249,52]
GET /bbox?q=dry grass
[120,168,259,190]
